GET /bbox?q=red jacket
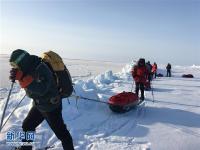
[131,65,148,83]
[152,64,157,73]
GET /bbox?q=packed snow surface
[0,61,200,150]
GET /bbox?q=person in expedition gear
[146,61,152,82]
[131,58,148,101]
[9,49,74,150]
[151,62,157,78]
[166,63,172,77]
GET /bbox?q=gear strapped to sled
[108,91,139,113]
[41,51,73,98]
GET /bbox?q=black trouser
[148,73,152,82]
[21,104,74,150]
[135,82,144,99]
[154,72,157,78]
[167,70,171,77]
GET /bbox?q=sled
[157,73,164,77]
[182,74,194,78]
[108,91,139,113]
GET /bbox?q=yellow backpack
[42,51,65,71]
[41,51,73,98]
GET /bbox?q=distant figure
[166,63,172,77]
[146,61,152,82]
[131,58,148,101]
[151,62,157,78]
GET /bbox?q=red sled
[108,91,139,113]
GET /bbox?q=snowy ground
[0,58,200,150]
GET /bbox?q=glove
[9,68,23,82]
[18,75,33,88]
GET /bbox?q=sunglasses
[10,62,19,69]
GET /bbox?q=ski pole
[130,69,135,93]
[131,81,134,92]
[151,82,155,103]
[1,94,26,132]
[0,82,15,132]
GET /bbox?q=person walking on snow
[131,58,148,101]
[9,49,74,150]
[166,63,172,77]
[151,62,157,78]
[146,61,152,82]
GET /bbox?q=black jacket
[23,56,60,112]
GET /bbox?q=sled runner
[108,91,139,113]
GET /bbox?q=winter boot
[140,90,145,102]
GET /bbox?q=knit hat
[10,49,30,71]
[138,58,145,66]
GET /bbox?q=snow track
[75,102,147,150]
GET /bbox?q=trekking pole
[1,94,26,132]
[0,82,15,132]
[151,82,155,103]
[131,81,134,92]
[130,70,135,93]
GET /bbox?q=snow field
[0,63,200,150]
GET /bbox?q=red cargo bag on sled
[108,91,139,113]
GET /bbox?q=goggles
[10,61,19,69]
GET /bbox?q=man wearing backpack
[9,49,74,150]
[131,58,148,101]
[166,63,172,77]
[145,61,152,82]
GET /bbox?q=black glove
[9,68,17,82]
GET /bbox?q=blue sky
[0,0,200,65]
